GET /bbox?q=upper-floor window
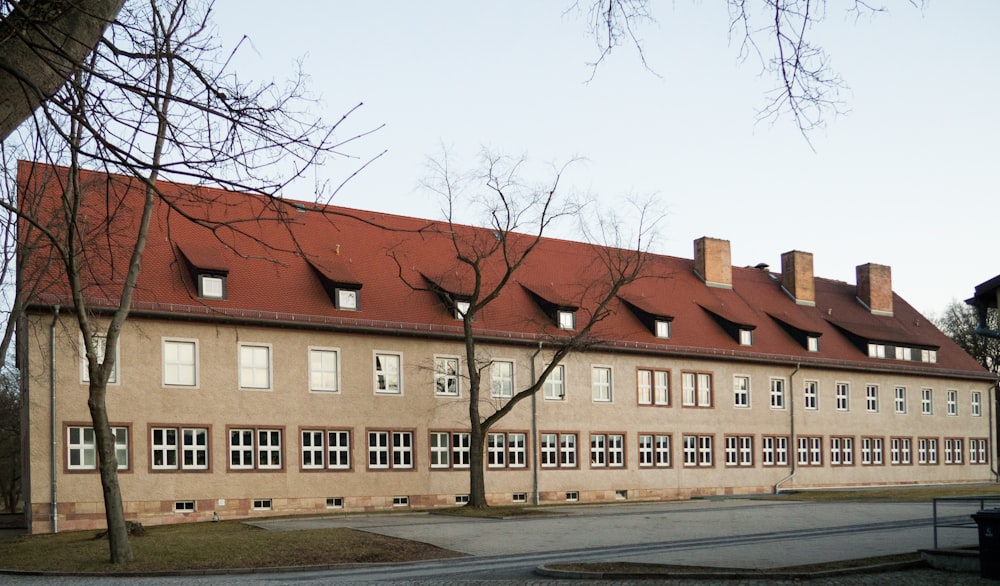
[921,388,933,414]
[592,366,613,402]
[490,360,514,398]
[894,346,911,361]
[733,375,750,408]
[309,348,340,392]
[769,378,786,409]
[335,288,359,311]
[557,310,576,330]
[894,386,907,414]
[543,364,565,400]
[807,336,819,352]
[868,343,886,358]
[947,390,958,415]
[921,349,937,363]
[198,274,226,299]
[163,338,198,387]
[682,372,712,407]
[866,384,879,412]
[434,356,460,397]
[637,368,669,406]
[972,391,982,417]
[239,343,271,390]
[836,382,850,411]
[803,380,818,410]
[739,329,753,346]
[374,352,402,394]
[80,333,119,384]
[654,320,671,339]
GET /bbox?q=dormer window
[198,274,226,300]
[455,300,471,320]
[807,336,819,352]
[868,343,886,358]
[922,349,937,363]
[894,346,911,361]
[335,288,359,311]
[655,320,671,339]
[557,310,576,330]
[739,329,753,346]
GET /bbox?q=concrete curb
[534,559,929,581]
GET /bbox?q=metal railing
[932,495,1000,548]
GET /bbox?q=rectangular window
[430,431,470,469]
[367,430,414,469]
[590,433,625,468]
[309,348,340,392]
[163,339,197,386]
[540,433,558,467]
[861,436,884,465]
[67,425,128,470]
[543,364,565,400]
[921,388,933,414]
[725,436,753,467]
[894,386,907,414]
[199,274,226,299]
[252,498,271,511]
[557,310,576,330]
[947,390,958,415]
[830,436,854,465]
[890,437,912,465]
[301,429,351,470]
[336,288,358,310]
[153,427,208,471]
[970,439,988,464]
[239,344,271,390]
[490,360,514,398]
[803,380,818,410]
[639,433,671,467]
[770,378,785,409]
[80,333,119,384]
[454,300,469,319]
[560,433,577,467]
[807,336,819,352]
[865,385,879,413]
[374,352,402,394]
[733,375,750,408]
[488,433,507,468]
[797,437,822,466]
[486,432,527,469]
[928,438,939,464]
[434,356,460,397]
[637,368,670,406]
[971,392,982,417]
[682,372,712,407]
[739,329,753,346]
[868,343,886,358]
[683,435,713,467]
[592,366,613,402]
[228,427,282,471]
[836,382,849,411]
[762,436,789,466]
[945,438,963,464]
[655,320,671,338]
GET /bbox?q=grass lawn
[0,521,459,574]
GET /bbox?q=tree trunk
[87,381,133,563]
[0,0,125,141]
[468,422,487,508]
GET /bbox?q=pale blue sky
[212,2,998,317]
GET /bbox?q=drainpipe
[49,306,60,533]
[529,342,543,506]
[991,382,999,482]
[774,363,800,494]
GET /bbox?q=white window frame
[557,310,576,330]
[229,428,255,470]
[835,382,849,411]
[454,300,470,320]
[733,375,750,408]
[769,377,786,409]
[151,427,179,470]
[654,320,671,339]
[739,329,753,346]
[543,364,565,400]
[591,365,613,402]
[762,436,789,466]
[302,430,325,469]
[374,351,403,394]
[309,347,341,393]
[946,390,958,416]
[80,332,119,385]
[67,425,127,470]
[434,355,460,397]
[238,343,272,390]
[865,384,879,413]
[807,336,819,352]
[335,288,359,311]
[490,359,514,398]
[972,391,982,417]
[182,427,209,470]
[803,380,818,410]
[682,372,712,407]
[559,433,577,467]
[199,274,225,299]
[367,430,413,470]
[868,343,886,358]
[725,436,753,467]
[540,433,558,467]
[162,338,198,387]
[257,429,283,469]
[894,386,907,414]
[638,368,669,406]
[921,388,933,414]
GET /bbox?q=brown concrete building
[17,163,996,534]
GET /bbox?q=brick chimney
[780,250,815,306]
[856,263,893,316]
[694,237,732,289]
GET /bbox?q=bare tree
[7,0,367,563]
[0,0,126,141]
[934,301,1000,375]
[576,1,922,142]
[396,151,658,508]
[0,366,18,512]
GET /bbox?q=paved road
[2,498,995,584]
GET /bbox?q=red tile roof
[19,162,991,381]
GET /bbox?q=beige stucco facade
[21,310,996,534]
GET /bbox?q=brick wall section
[856,263,893,315]
[780,250,815,305]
